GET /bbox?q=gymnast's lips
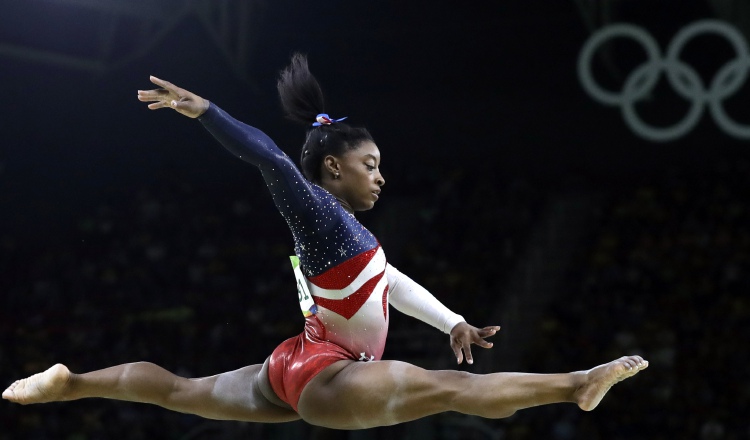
[372,190,380,200]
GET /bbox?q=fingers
[450,324,502,365]
[147,99,186,111]
[149,75,174,91]
[471,326,500,350]
[139,77,178,111]
[452,335,475,365]
[474,336,493,349]
[150,75,188,97]
[451,340,464,365]
[463,343,474,365]
[138,76,180,106]
[137,89,170,102]
[477,326,501,338]
[138,81,172,112]
[147,101,170,111]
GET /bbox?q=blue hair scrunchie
[313,113,348,127]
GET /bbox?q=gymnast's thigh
[296,360,457,429]
[175,361,300,423]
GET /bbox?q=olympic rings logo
[578,20,750,142]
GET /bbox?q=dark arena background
[2,0,749,438]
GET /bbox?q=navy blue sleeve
[197,102,334,230]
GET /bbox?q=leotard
[199,103,464,411]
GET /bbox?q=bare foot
[2,364,72,405]
[574,355,648,411]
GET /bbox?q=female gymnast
[3,54,647,429]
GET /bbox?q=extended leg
[297,355,648,429]
[3,359,300,423]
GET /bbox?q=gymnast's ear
[322,155,341,177]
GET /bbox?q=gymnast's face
[323,141,385,212]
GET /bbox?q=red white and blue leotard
[199,104,464,411]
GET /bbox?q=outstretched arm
[137,76,328,226]
[137,76,291,170]
[386,264,500,365]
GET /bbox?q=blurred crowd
[2,157,747,438]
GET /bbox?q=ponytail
[277,53,374,183]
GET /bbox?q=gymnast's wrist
[197,98,210,118]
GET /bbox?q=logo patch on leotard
[290,256,317,317]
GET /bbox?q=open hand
[450,323,500,365]
[137,76,209,119]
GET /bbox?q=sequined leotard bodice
[199,103,389,360]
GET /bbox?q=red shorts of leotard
[268,315,356,412]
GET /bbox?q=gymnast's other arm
[386,263,501,365]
